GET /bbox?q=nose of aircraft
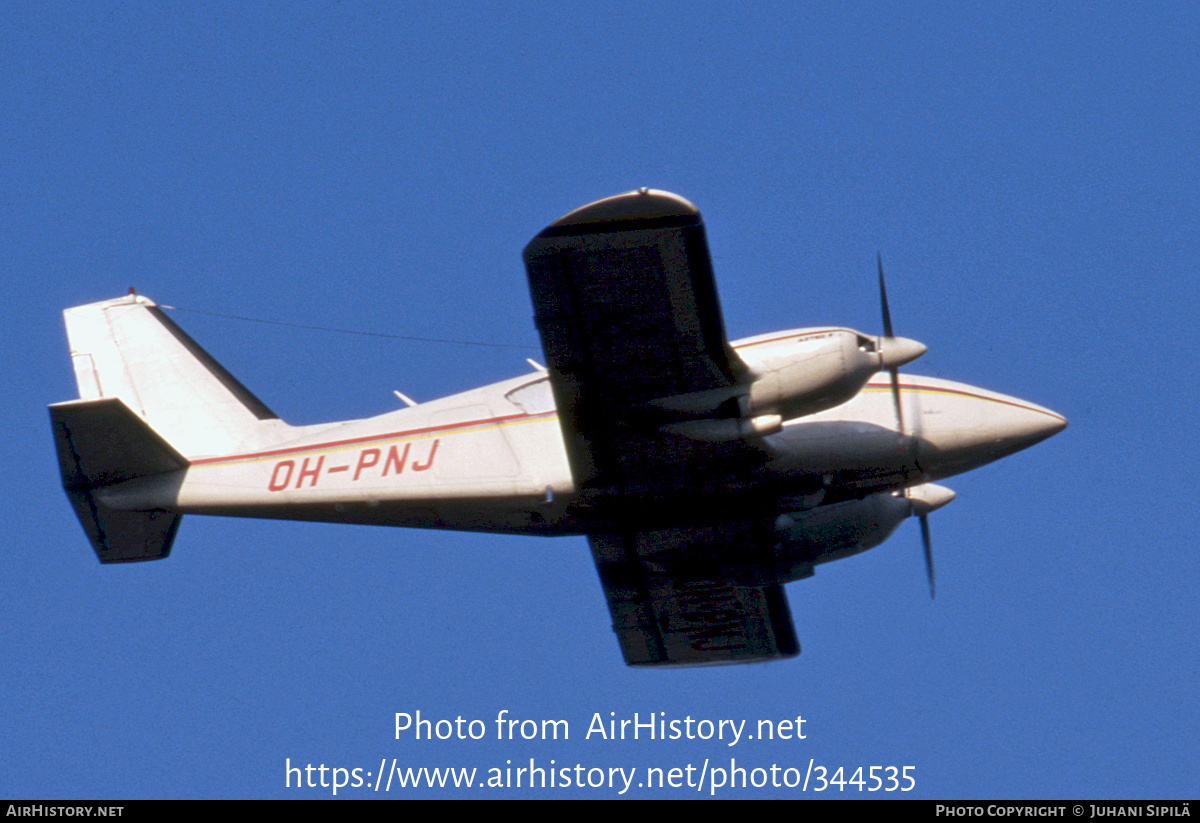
[912,379,1067,478]
[1003,403,1068,452]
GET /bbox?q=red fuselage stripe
[190,410,555,466]
[192,380,1060,467]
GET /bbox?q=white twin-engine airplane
[50,189,1065,667]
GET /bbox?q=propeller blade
[881,253,935,600]
[877,251,894,338]
[889,366,905,434]
[919,513,935,599]
[878,253,906,433]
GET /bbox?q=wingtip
[539,189,699,235]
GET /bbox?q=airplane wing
[525,191,797,665]
[523,189,757,497]
[590,525,799,666]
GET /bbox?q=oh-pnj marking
[268,440,440,491]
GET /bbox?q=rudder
[63,293,282,459]
[54,292,296,561]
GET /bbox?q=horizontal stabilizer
[51,397,187,488]
[50,397,186,563]
[62,494,180,564]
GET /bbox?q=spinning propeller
[875,253,948,600]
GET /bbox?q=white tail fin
[53,293,305,562]
[63,293,287,458]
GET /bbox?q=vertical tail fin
[53,293,291,562]
[63,293,283,458]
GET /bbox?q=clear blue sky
[3,2,1196,798]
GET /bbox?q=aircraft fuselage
[95,326,1064,553]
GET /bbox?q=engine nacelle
[739,328,925,422]
[647,328,925,442]
[772,491,911,582]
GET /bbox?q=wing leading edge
[524,190,798,666]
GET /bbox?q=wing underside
[525,190,798,666]
[523,189,755,497]
[590,527,799,666]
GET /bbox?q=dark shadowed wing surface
[589,526,798,666]
[522,189,754,494]
[523,190,798,666]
